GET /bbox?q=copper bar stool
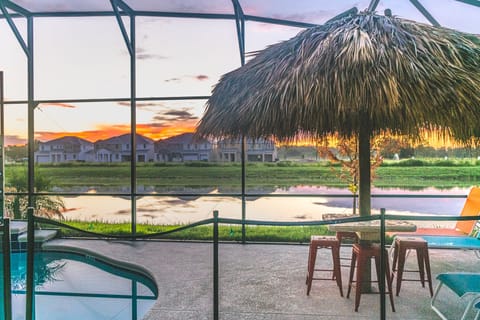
[336,231,359,267]
[306,235,343,297]
[391,236,433,296]
[347,243,395,312]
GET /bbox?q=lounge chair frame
[431,272,480,320]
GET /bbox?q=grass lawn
[7,159,480,190]
[51,220,342,243]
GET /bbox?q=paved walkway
[44,239,479,319]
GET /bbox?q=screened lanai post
[232,0,246,62]
[367,0,380,12]
[0,0,36,209]
[130,16,137,237]
[233,0,247,243]
[409,0,441,26]
[27,16,35,210]
[111,0,137,237]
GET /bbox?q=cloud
[154,110,198,122]
[4,135,26,146]
[136,47,168,60]
[275,10,333,23]
[157,0,233,14]
[117,101,166,108]
[165,77,181,82]
[195,74,209,81]
[38,102,76,109]
[165,74,209,82]
[143,122,167,128]
[137,53,169,60]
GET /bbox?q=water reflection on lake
[60,186,471,225]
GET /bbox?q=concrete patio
[44,239,479,320]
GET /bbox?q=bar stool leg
[391,239,399,275]
[424,248,434,297]
[347,250,357,299]
[383,250,396,312]
[354,252,367,312]
[395,246,407,296]
[306,245,317,295]
[390,240,398,286]
[306,243,313,285]
[416,248,426,287]
[332,245,344,297]
[373,250,396,312]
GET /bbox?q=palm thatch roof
[196,10,480,217]
[197,11,480,142]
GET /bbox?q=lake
[60,186,471,226]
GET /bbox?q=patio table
[328,220,416,241]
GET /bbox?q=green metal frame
[0,0,477,237]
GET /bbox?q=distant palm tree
[5,170,65,220]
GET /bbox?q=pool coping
[42,240,159,297]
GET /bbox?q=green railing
[22,207,480,320]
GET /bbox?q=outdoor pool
[1,251,158,320]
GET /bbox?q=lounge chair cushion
[421,235,480,250]
[437,273,480,297]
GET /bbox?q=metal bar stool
[336,231,359,267]
[306,235,343,297]
[391,236,433,296]
[347,243,395,312]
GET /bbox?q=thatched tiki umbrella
[197,10,480,217]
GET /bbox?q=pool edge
[41,240,159,297]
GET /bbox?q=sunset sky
[1,0,479,145]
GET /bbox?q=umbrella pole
[358,126,371,218]
[358,118,373,292]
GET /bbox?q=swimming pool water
[1,251,158,320]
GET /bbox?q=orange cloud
[34,121,197,143]
[4,135,27,146]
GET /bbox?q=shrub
[276,161,295,167]
[385,159,426,166]
[184,161,216,167]
[431,160,457,167]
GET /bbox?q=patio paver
[44,239,479,320]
